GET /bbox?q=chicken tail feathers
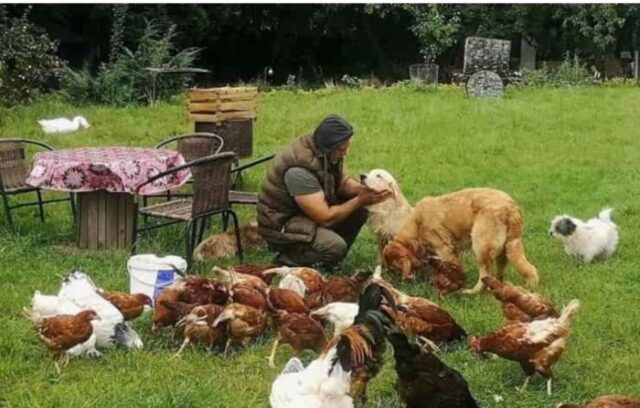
[559,299,581,325]
[281,357,305,374]
[355,282,396,323]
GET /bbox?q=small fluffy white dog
[549,208,619,263]
[359,169,413,260]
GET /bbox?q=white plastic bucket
[127,254,187,304]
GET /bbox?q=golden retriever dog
[383,188,539,294]
[360,169,413,261]
[194,224,266,261]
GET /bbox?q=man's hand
[357,187,392,206]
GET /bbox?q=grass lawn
[1,85,640,407]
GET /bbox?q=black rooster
[386,330,479,408]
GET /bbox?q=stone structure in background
[409,63,439,84]
[466,70,504,98]
[463,36,511,78]
[520,38,537,71]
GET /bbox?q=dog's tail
[597,207,614,223]
[505,206,539,287]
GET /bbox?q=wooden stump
[77,191,134,250]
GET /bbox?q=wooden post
[635,50,639,82]
[77,191,134,250]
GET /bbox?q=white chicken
[38,116,90,134]
[309,302,358,337]
[26,290,102,359]
[57,270,143,349]
[278,274,307,298]
[270,348,353,408]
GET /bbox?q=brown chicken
[304,290,327,310]
[152,278,229,329]
[556,395,640,408]
[316,270,373,306]
[179,276,230,305]
[158,299,199,328]
[371,267,466,344]
[423,256,466,297]
[34,310,99,361]
[263,266,326,295]
[395,301,466,345]
[99,291,152,320]
[470,300,580,395]
[230,283,268,311]
[268,311,327,367]
[324,282,395,406]
[232,263,278,285]
[483,276,558,322]
[153,287,182,329]
[171,304,226,358]
[212,266,268,290]
[213,303,268,353]
[266,288,309,314]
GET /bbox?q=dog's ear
[388,179,402,207]
[555,218,577,236]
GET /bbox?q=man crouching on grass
[257,114,390,269]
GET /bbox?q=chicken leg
[268,337,280,368]
[416,336,441,353]
[223,338,233,355]
[547,378,553,396]
[517,375,532,393]
[170,338,191,360]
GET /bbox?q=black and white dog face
[549,216,577,238]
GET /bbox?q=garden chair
[144,133,225,205]
[132,152,242,271]
[0,139,76,233]
[152,132,267,229]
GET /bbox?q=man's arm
[338,175,366,199]
[295,188,391,228]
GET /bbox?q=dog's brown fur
[383,188,539,294]
[194,225,266,261]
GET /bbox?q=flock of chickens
[26,264,637,407]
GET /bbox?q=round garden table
[26,147,190,250]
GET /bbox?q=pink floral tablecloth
[26,147,190,195]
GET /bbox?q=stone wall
[463,37,511,78]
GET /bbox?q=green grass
[1,86,640,407]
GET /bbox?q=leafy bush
[0,7,64,105]
[62,20,201,106]
[341,74,364,88]
[522,55,595,87]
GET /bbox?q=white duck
[38,116,90,134]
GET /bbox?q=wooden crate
[195,120,253,158]
[187,87,258,124]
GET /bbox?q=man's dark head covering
[313,114,354,154]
